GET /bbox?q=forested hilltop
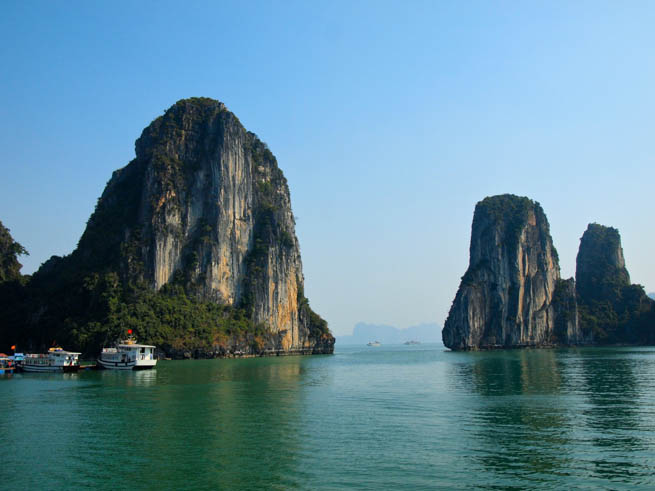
[0,98,333,358]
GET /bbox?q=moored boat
[0,353,15,375]
[98,336,157,370]
[12,352,24,369]
[367,341,381,347]
[22,347,81,373]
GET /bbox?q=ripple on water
[2,345,655,489]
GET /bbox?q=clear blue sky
[2,1,654,336]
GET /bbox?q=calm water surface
[2,345,655,489]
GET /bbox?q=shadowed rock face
[68,98,333,354]
[442,195,580,350]
[576,224,630,302]
[575,223,654,344]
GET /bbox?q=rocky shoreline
[158,335,335,360]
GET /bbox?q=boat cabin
[101,343,155,363]
[24,348,80,367]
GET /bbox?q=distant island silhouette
[336,322,441,345]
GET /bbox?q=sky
[1,1,654,336]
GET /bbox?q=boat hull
[22,365,79,373]
[97,358,156,370]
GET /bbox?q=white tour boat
[98,337,157,370]
[22,347,81,373]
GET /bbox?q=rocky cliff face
[30,98,333,356]
[576,223,654,343]
[0,220,27,283]
[0,220,29,351]
[442,195,580,350]
[552,278,586,345]
[576,224,630,300]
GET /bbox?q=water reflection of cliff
[449,350,571,485]
[138,357,307,488]
[448,347,655,486]
[20,357,310,488]
[577,349,646,481]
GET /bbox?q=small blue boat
[0,354,16,375]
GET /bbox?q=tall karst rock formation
[26,98,333,356]
[576,223,655,344]
[442,195,582,350]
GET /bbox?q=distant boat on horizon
[366,341,381,347]
[403,340,421,345]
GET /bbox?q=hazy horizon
[2,1,654,336]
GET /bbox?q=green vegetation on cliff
[0,220,30,351]
[0,220,28,284]
[476,194,533,226]
[0,98,333,356]
[20,268,268,355]
[474,194,558,262]
[576,223,655,344]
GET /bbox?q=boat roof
[47,347,81,354]
[34,350,81,355]
[117,343,156,348]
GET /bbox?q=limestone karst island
[443,194,655,350]
[0,98,334,358]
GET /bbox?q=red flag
[11,345,16,350]
[127,329,133,335]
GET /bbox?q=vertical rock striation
[36,97,333,355]
[442,194,580,350]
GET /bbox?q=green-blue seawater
[2,345,655,489]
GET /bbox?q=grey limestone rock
[76,98,333,354]
[442,194,581,350]
[575,223,654,344]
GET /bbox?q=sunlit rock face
[442,194,580,350]
[77,98,333,354]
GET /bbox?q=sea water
[2,345,655,489]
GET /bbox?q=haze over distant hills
[336,322,441,345]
